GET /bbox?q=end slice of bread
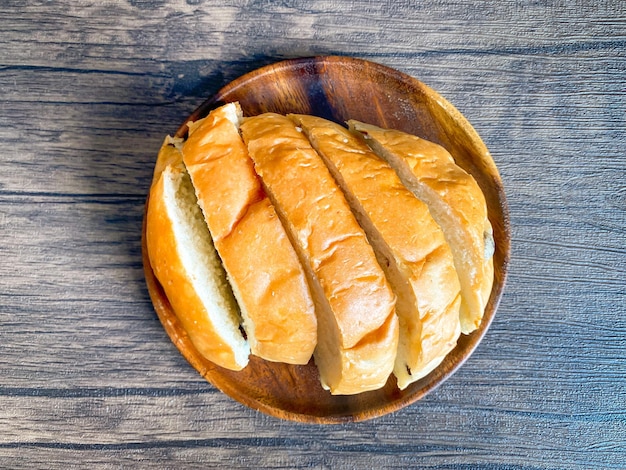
[349,120,494,334]
[182,103,317,365]
[151,135,184,185]
[291,114,461,389]
[146,162,250,371]
[241,113,399,395]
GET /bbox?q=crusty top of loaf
[293,114,461,314]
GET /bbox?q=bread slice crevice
[147,163,250,370]
[168,170,245,343]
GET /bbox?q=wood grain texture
[1,0,624,468]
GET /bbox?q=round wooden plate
[142,56,510,423]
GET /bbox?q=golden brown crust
[315,308,400,395]
[217,197,317,363]
[183,105,263,242]
[151,135,184,184]
[240,112,398,394]
[182,104,317,365]
[146,165,249,371]
[349,120,494,334]
[291,114,461,388]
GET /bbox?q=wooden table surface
[1,1,624,468]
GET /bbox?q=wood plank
[0,393,623,468]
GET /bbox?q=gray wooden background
[1,1,624,468]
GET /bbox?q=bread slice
[151,135,184,185]
[349,120,494,334]
[240,113,399,395]
[146,160,250,371]
[291,114,461,389]
[182,103,317,365]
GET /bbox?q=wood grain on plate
[142,56,510,423]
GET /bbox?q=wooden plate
[142,56,510,423]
